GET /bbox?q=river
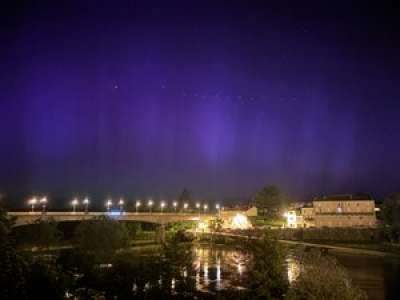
[192,244,400,300]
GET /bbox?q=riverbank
[204,231,400,258]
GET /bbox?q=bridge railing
[8,211,215,217]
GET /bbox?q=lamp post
[118,198,124,214]
[183,203,188,214]
[71,198,79,213]
[148,199,154,214]
[173,201,178,213]
[216,203,220,216]
[135,200,141,214]
[40,197,47,213]
[203,204,208,214]
[29,197,37,213]
[160,201,166,214]
[83,198,89,213]
[106,199,112,212]
[196,202,201,217]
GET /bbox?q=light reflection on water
[193,245,250,291]
[285,255,300,284]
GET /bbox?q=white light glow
[231,213,251,229]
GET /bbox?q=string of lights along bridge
[27,197,221,214]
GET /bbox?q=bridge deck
[8,212,213,226]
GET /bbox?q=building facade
[286,194,377,228]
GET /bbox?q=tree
[286,249,367,300]
[158,234,196,295]
[245,236,288,299]
[74,216,129,261]
[381,193,400,242]
[24,219,62,250]
[24,260,72,300]
[0,242,30,300]
[253,185,285,215]
[0,202,29,300]
[209,217,224,232]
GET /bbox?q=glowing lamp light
[136,200,141,207]
[83,198,89,213]
[196,203,201,209]
[28,197,38,212]
[231,213,251,230]
[184,203,188,209]
[29,197,37,205]
[106,199,113,211]
[71,198,79,212]
[119,199,124,206]
[197,221,208,231]
[285,211,297,228]
[148,199,154,213]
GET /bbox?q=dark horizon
[1,1,400,207]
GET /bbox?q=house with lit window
[285,194,377,228]
[312,194,377,227]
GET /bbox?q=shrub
[286,249,367,300]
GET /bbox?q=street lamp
[183,203,188,214]
[196,202,201,217]
[83,198,89,213]
[173,201,178,213]
[106,199,112,212]
[28,197,37,213]
[118,198,124,213]
[203,204,208,214]
[135,200,141,214]
[160,201,166,213]
[40,197,47,213]
[148,199,154,213]
[71,198,79,213]
[216,203,220,216]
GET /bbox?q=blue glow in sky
[1,1,399,205]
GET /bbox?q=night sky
[1,1,400,206]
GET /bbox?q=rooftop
[313,193,373,201]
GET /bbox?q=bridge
[7,212,215,226]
